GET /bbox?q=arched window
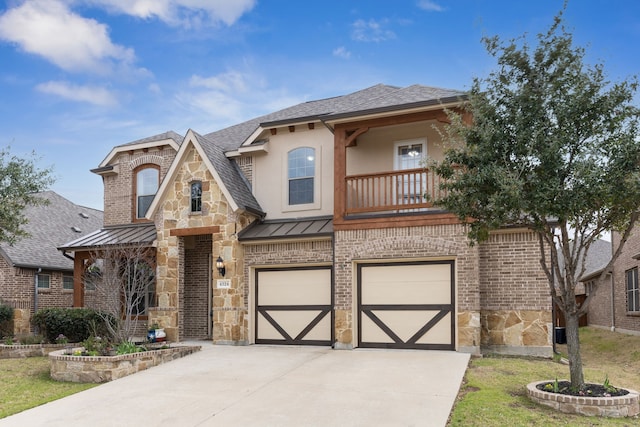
[134,166,159,220]
[288,147,315,205]
[191,181,202,213]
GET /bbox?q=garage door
[255,267,332,346]
[358,261,455,350]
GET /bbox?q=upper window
[288,147,315,205]
[135,166,159,219]
[627,267,639,313]
[191,181,202,213]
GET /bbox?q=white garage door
[358,261,455,350]
[255,267,332,346]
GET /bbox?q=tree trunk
[565,312,584,389]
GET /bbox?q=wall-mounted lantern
[216,256,226,277]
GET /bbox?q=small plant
[603,375,618,395]
[81,335,113,356]
[18,334,44,345]
[55,334,68,344]
[116,341,142,355]
[3,336,14,345]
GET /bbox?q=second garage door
[255,267,332,346]
[358,261,455,350]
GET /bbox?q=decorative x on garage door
[358,261,455,350]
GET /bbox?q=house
[59,84,553,356]
[596,229,640,335]
[0,191,103,334]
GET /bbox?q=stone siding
[49,345,201,383]
[154,146,256,343]
[0,343,68,358]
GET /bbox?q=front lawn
[0,357,96,419]
[448,327,640,426]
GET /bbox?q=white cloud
[190,71,249,93]
[352,19,396,42]
[417,1,444,12]
[36,80,118,106]
[0,0,135,74]
[85,0,256,27]
[333,46,351,59]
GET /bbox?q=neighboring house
[60,84,553,356]
[0,191,103,334]
[555,238,612,330]
[603,228,640,335]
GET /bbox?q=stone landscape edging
[527,380,640,418]
[49,345,201,383]
[0,343,69,359]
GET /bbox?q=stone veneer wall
[334,224,481,352]
[479,230,553,357]
[154,147,255,343]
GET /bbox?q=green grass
[0,357,96,419]
[448,327,640,426]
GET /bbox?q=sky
[1,0,639,210]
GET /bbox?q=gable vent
[71,226,82,233]
[79,213,89,219]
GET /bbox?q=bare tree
[83,245,156,343]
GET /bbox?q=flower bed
[0,343,69,359]
[527,380,640,417]
[49,344,201,383]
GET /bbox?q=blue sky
[1,0,639,210]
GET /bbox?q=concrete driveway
[1,343,469,427]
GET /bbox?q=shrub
[31,308,114,343]
[0,303,13,338]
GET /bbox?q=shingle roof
[0,191,103,271]
[58,223,156,251]
[579,239,612,280]
[115,130,184,148]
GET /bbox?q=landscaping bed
[49,344,201,383]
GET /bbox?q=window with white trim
[135,166,159,219]
[627,267,639,312]
[191,181,202,213]
[288,147,315,205]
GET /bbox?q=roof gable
[97,131,183,168]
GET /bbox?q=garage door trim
[357,260,455,350]
[255,266,333,346]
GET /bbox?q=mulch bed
[536,381,630,397]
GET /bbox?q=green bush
[0,303,13,338]
[31,308,113,343]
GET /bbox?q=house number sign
[216,279,231,289]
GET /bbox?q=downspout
[610,241,616,332]
[550,225,559,355]
[34,267,41,322]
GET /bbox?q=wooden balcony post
[73,252,88,307]
[334,128,347,221]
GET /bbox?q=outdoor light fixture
[216,256,226,277]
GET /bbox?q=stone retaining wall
[527,381,640,417]
[49,345,201,383]
[0,343,68,358]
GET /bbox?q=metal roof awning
[238,216,333,242]
[58,223,157,251]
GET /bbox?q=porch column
[334,128,347,222]
[73,252,88,307]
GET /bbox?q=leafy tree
[433,9,640,388]
[0,147,54,244]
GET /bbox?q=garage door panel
[256,268,332,346]
[358,262,454,350]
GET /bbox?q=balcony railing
[344,167,447,215]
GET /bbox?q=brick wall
[478,230,551,311]
[183,235,212,338]
[103,147,176,226]
[611,227,640,333]
[585,276,614,329]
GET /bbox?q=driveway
[1,343,469,427]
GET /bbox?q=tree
[0,147,54,244]
[83,245,156,343]
[433,8,640,388]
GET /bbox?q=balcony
[344,167,447,216]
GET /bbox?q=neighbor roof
[0,191,103,271]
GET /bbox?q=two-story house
[60,84,553,356]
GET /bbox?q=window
[125,260,156,316]
[627,267,640,312]
[37,273,50,289]
[135,166,159,219]
[584,280,595,296]
[191,181,202,213]
[288,147,315,205]
[63,275,74,290]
